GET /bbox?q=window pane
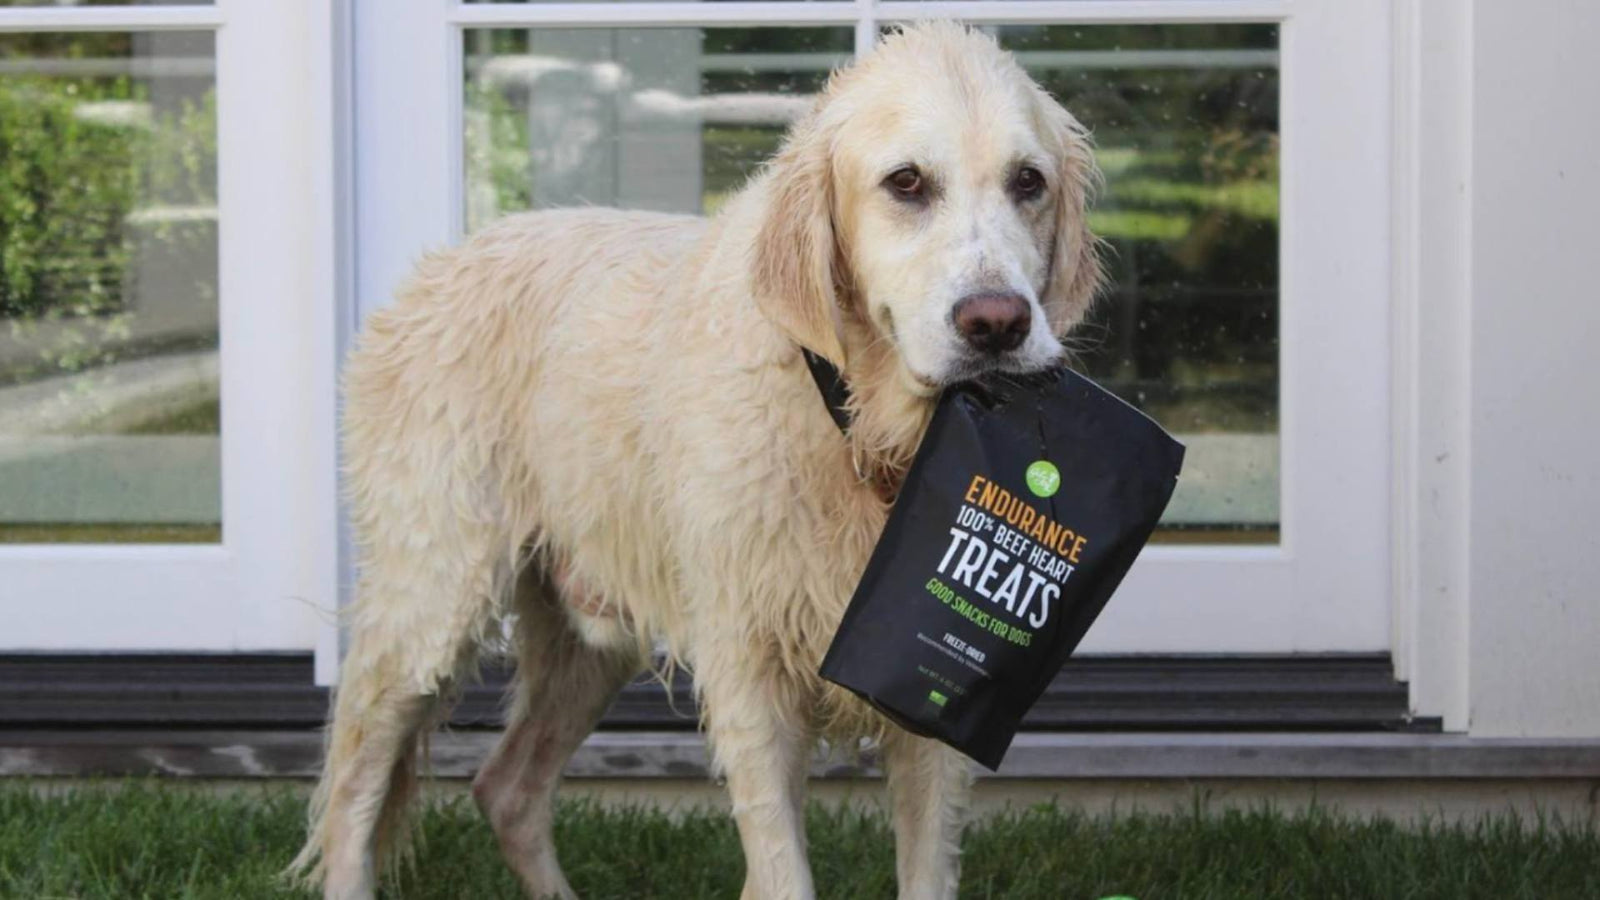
[0,31,219,543]
[999,24,1280,543]
[464,26,850,228]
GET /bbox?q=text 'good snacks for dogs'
[820,368,1185,769]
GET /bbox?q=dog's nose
[953,292,1031,354]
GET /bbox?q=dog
[291,21,1101,900]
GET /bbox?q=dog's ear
[1040,105,1105,335]
[753,113,848,368]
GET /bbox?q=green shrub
[0,77,134,318]
[0,75,215,321]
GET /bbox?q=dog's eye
[1013,166,1046,200]
[885,166,925,200]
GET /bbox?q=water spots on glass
[998,23,1281,539]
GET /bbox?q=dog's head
[754,21,1102,395]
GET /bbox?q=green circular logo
[1025,460,1060,498]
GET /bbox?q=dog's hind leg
[290,531,505,899]
[473,565,642,899]
[883,730,973,900]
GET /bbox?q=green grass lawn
[1,782,1596,899]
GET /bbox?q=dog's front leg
[883,731,973,900]
[699,664,816,900]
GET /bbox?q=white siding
[1466,0,1600,737]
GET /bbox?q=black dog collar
[802,348,854,435]
[802,346,909,502]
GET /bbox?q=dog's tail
[282,701,340,889]
[283,663,439,889]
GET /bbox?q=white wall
[1464,0,1600,736]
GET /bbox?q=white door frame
[1388,0,1471,732]
[1096,0,1393,654]
[0,2,340,671]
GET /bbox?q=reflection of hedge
[0,79,134,317]
[464,81,532,227]
[0,77,215,319]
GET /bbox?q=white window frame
[353,0,1394,660]
[0,2,341,678]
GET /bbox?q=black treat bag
[819,367,1185,770]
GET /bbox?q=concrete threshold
[6,730,1599,826]
[4,729,1600,781]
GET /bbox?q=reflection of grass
[1140,395,1273,433]
[1111,177,1278,220]
[51,374,220,438]
[0,523,219,544]
[1095,146,1184,177]
[121,396,219,436]
[1103,354,1277,434]
[1088,210,1193,241]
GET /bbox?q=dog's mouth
[884,312,1060,395]
[919,350,1061,393]
[901,365,946,397]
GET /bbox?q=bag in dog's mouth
[819,367,1184,770]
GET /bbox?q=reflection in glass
[1001,25,1280,541]
[464,27,850,229]
[0,32,219,543]
[464,24,1279,542]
